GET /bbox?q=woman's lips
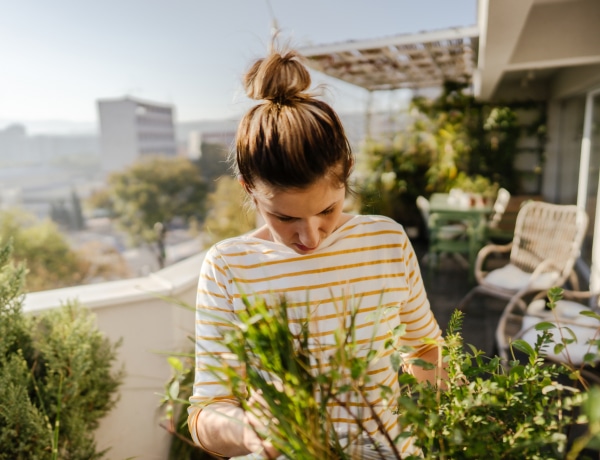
[295,243,317,252]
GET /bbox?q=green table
[427,193,492,282]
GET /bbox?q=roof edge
[298,25,479,57]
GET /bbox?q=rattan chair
[488,188,511,229]
[485,187,512,243]
[496,289,600,383]
[458,201,588,313]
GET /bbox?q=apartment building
[97,97,177,174]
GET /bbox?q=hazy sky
[0,0,477,133]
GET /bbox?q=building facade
[475,0,600,287]
[97,97,177,174]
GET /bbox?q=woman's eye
[276,216,295,222]
[320,208,334,216]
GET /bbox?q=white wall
[543,96,585,204]
[24,251,206,460]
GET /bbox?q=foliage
[0,208,128,292]
[358,82,542,224]
[202,175,256,245]
[398,310,582,459]
[87,156,208,267]
[162,287,599,459]
[451,172,499,198]
[49,190,85,231]
[162,352,217,460]
[0,240,123,460]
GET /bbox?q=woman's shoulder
[344,214,406,233]
[327,214,409,248]
[208,234,260,254]
[205,232,283,263]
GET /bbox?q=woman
[188,48,444,459]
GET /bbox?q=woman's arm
[189,399,279,458]
[190,247,280,458]
[401,236,448,386]
[405,345,447,386]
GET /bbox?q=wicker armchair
[485,187,512,243]
[458,201,588,313]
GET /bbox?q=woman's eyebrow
[272,203,337,219]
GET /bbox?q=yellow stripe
[230,257,404,284]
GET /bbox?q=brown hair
[235,49,353,191]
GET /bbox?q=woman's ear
[237,175,252,195]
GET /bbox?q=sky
[0,0,477,134]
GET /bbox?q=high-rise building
[97,97,177,174]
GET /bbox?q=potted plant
[450,172,499,207]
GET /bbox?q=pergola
[297,26,479,93]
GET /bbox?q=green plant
[357,82,544,223]
[163,288,599,459]
[0,240,123,460]
[160,295,216,460]
[202,175,256,246]
[161,353,215,460]
[451,172,499,199]
[397,310,583,459]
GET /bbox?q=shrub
[0,241,123,460]
[163,288,600,459]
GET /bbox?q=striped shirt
[189,214,442,456]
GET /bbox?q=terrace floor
[414,238,507,357]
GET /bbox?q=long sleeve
[190,245,241,404]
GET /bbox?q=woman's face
[250,175,347,254]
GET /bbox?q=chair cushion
[526,299,599,326]
[437,224,467,240]
[519,314,598,366]
[484,263,560,292]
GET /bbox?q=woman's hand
[242,388,281,459]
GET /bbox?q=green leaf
[511,339,535,356]
[390,352,401,372]
[167,356,183,373]
[580,310,600,320]
[169,380,180,400]
[366,349,378,361]
[562,326,577,341]
[398,373,418,385]
[534,321,556,331]
[584,387,600,423]
[409,358,435,370]
[392,323,407,338]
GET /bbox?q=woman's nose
[298,220,320,248]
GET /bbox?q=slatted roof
[298,26,479,92]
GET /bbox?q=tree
[198,142,231,189]
[0,209,88,292]
[90,156,208,268]
[0,208,129,292]
[203,176,256,245]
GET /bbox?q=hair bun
[244,50,311,103]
